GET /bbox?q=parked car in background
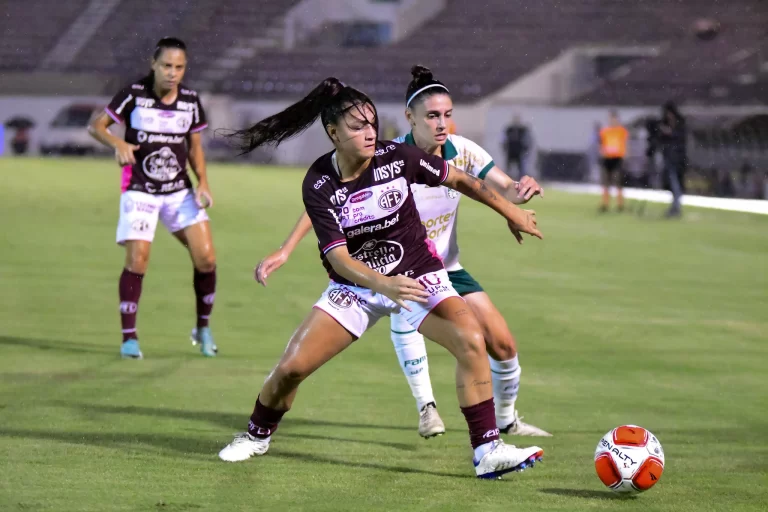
[40,104,116,156]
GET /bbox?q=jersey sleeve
[105,86,135,125]
[458,136,495,180]
[398,143,448,187]
[190,96,208,133]
[302,174,347,255]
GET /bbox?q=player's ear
[405,108,415,128]
[326,124,339,143]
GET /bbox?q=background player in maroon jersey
[88,38,218,359]
[217,78,545,479]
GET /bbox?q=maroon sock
[460,398,500,449]
[119,269,144,342]
[247,396,287,439]
[193,267,216,328]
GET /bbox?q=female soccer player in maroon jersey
[88,38,218,359]
[217,78,545,479]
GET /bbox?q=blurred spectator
[380,116,399,140]
[659,102,687,217]
[587,122,602,183]
[599,111,629,212]
[714,167,736,197]
[502,114,532,179]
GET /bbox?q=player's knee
[486,331,517,360]
[195,253,216,273]
[125,251,149,273]
[274,360,310,387]
[455,328,487,363]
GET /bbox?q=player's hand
[381,275,430,312]
[115,141,139,166]
[508,209,542,243]
[255,249,289,287]
[515,176,544,203]
[195,182,214,208]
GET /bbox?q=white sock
[490,355,521,428]
[391,324,436,412]
[473,441,495,462]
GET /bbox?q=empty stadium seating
[1,0,765,105]
[0,0,90,71]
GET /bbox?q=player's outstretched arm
[325,247,429,312]
[255,211,313,286]
[443,165,542,243]
[483,167,544,205]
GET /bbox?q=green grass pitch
[1,157,766,511]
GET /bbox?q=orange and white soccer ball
[594,425,665,493]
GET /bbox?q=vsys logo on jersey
[350,191,373,203]
[329,188,348,206]
[123,197,135,213]
[142,146,182,182]
[373,160,404,181]
[378,189,403,211]
[177,100,195,112]
[351,239,404,274]
[136,97,155,108]
[420,159,442,178]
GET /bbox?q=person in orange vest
[599,111,629,212]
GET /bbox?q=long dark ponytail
[224,78,377,154]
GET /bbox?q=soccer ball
[594,425,665,494]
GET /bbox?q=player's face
[408,94,453,148]
[329,102,378,160]
[151,49,187,91]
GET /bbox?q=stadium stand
[0,0,764,105]
[0,0,90,71]
[218,0,767,103]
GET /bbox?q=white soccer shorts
[313,269,460,338]
[116,189,209,244]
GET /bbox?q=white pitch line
[549,182,768,215]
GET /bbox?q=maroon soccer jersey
[105,78,208,195]
[303,141,449,286]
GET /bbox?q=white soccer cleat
[418,403,446,438]
[218,432,270,462]
[474,439,544,479]
[500,410,553,437]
